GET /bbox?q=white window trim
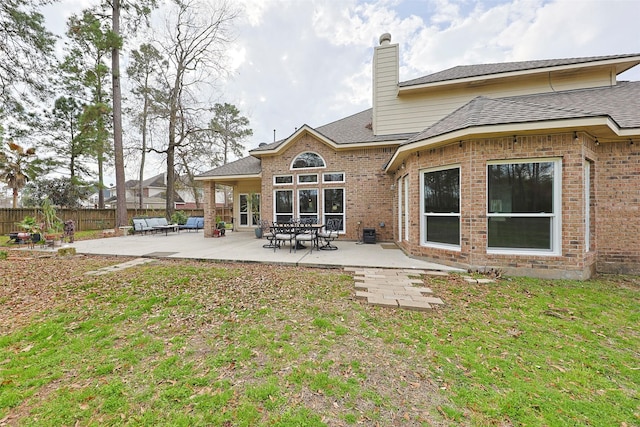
[297,174,318,185]
[297,188,319,220]
[486,158,562,256]
[273,175,293,185]
[420,165,461,251]
[322,172,345,183]
[273,189,294,221]
[322,187,346,234]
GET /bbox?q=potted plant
[249,192,262,238]
[41,198,63,244]
[16,215,41,244]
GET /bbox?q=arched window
[291,152,325,169]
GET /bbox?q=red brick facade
[201,131,639,279]
[258,134,396,241]
[393,132,639,279]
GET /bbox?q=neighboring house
[111,173,212,210]
[197,33,640,279]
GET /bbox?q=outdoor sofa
[132,217,179,235]
[179,216,204,232]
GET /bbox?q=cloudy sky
[44,0,640,163]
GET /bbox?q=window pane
[324,188,344,213]
[488,162,554,213]
[292,152,325,168]
[426,216,459,245]
[298,174,317,183]
[424,168,459,213]
[298,189,317,214]
[323,173,344,182]
[239,194,248,213]
[275,175,292,184]
[488,217,551,249]
[324,214,344,232]
[275,190,292,213]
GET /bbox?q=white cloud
[42,0,640,164]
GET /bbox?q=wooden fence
[0,208,234,235]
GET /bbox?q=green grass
[0,254,638,426]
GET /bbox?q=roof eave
[195,173,261,182]
[385,116,630,172]
[398,56,640,95]
[251,125,405,156]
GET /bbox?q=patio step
[346,267,445,311]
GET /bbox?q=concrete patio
[65,230,462,272]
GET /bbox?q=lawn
[0,250,638,426]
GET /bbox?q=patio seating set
[260,218,342,253]
[132,216,203,236]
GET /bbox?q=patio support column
[203,181,216,238]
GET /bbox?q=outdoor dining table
[270,222,324,251]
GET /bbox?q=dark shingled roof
[314,109,413,144]
[407,81,640,143]
[250,109,413,153]
[400,54,640,87]
[197,155,262,178]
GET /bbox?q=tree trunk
[112,0,128,227]
[97,156,105,208]
[166,145,175,219]
[12,187,18,208]
[139,81,149,210]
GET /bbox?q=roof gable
[196,155,262,179]
[408,81,640,144]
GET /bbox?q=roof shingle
[400,54,640,87]
[407,81,640,143]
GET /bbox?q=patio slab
[62,230,463,272]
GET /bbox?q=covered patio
[65,230,461,271]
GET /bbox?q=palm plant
[0,141,42,208]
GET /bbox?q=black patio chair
[261,220,278,249]
[273,222,296,252]
[318,218,342,250]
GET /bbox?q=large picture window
[323,188,345,232]
[298,189,318,222]
[421,166,460,248]
[274,190,293,222]
[487,159,561,254]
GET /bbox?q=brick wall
[595,141,640,274]
[203,182,216,238]
[397,133,601,279]
[260,134,396,241]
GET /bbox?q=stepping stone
[348,267,445,311]
[398,299,433,311]
[85,258,156,275]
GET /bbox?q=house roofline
[398,55,640,95]
[195,173,261,182]
[385,116,638,171]
[251,124,403,157]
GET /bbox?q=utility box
[363,228,376,244]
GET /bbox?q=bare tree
[126,43,166,209]
[153,0,238,218]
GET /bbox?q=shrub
[171,211,188,225]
